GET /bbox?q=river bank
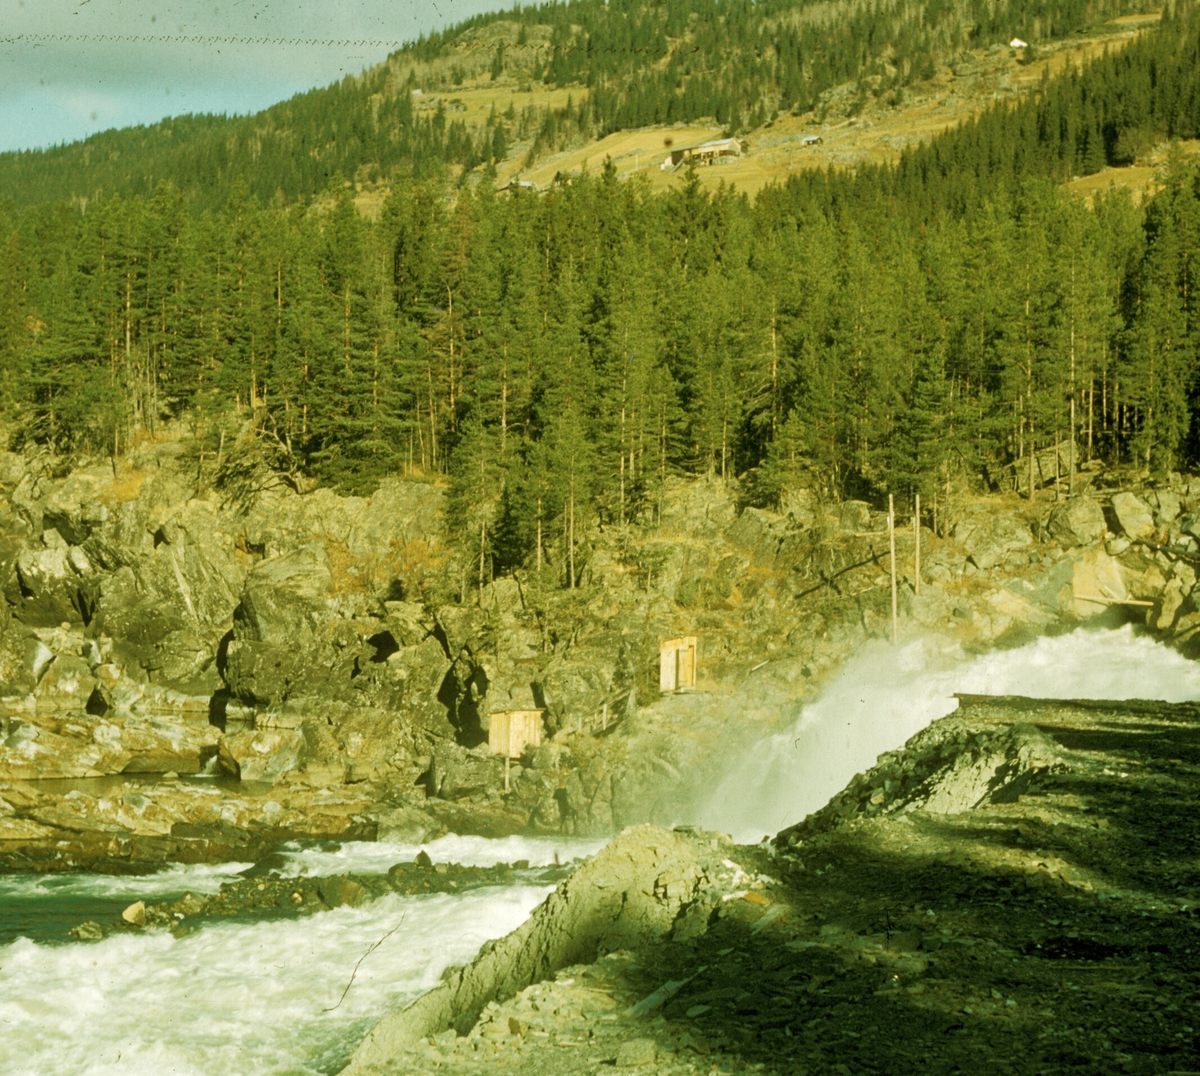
[341,694,1200,1076]
[2,629,1198,1073]
[4,437,1200,870]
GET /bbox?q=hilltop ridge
[0,0,1162,212]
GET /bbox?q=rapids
[0,833,603,1076]
[4,625,1198,1074]
[695,625,1200,842]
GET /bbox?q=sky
[0,0,509,153]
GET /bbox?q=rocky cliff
[2,439,1199,867]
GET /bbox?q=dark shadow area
[570,699,1200,1076]
[207,686,233,731]
[366,630,400,663]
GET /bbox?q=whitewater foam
[696,625,1200,842]
[0,861,253,903]
[279,833,608,877]
[0,883,553,1076]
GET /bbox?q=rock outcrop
[342,824,723,1074]
[5,438,1200,858]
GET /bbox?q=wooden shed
[489,709,544,758]
[659,636,698,693]
[660,138,749,170]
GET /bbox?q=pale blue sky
[0,0,508,153]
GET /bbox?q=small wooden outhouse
[489,709,544,758]
[659,636,698,693]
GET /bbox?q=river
[2,625,1197,1074]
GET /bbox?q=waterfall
[694,625,1200,843]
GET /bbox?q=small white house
[1010,37,1028,48]
[800,134,823,147]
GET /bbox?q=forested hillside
[0,5,1198,592]
[0,0,1157,212]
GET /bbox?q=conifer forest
[1,0,1199,588]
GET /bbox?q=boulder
[0,452,26,488]
[346,479,445,558]
[1148,489,1182,524]
[1111,492,1155,540]
[779,487,817,526]
[143,630,220,694]
[959,514,1033,570]
[343,825,717,1071]
[89,566,199,679]
[11,538,85,627]
[34,654,98,711]
[22,639,55,684]
[832,500,872,532]
[384,638,454,736]
[217,728,306,784]
[435,605,487,658]
[725,508,785,567]
[236,544,332,645]
[318,876,366,908]
[382,602,436,647]
[223,544,334,706]
[561,755,614,835]
[616,1041,658,1067]
[658,474,737,539]
[135,501,247,628]
[370,803,447,843]
[1155,577,1186,631]
[779,722,1062,847]
[429,741,504,799]
[1068,549,1129,618]
[1046,496,1106,547]
[222,640,305,708]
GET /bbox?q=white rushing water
[278,832,609,878]
[0,882,555,1076]
[696,624,1200,842]
[7,624,1199,1074]
[0,834,603,1076]
[0,861,253,904]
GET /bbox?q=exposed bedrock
[3,440,1200,860]
[341,824,725,1075]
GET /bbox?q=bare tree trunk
[479,521,486,604]
[1028,426,1036,504]
[501,345,508,458]
[888,494,898,645]
[568,482,576,589]
[1069,321,1076,496]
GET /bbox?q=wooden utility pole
[914,493,921,597]
[889,493,898,645]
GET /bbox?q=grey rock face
[1110,492,1156,540]
[223,544,333,707]
[958,513,1033,569]
[778,718,1062,847]
[430,741,505,799]
[342,825,718,1071]
[1046,496,1106,547]
[1148,488,1182,524]
[12,539,86,627]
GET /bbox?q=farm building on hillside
[660,137,749,170]
[496,178,540,195]
[799,134,823,146]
